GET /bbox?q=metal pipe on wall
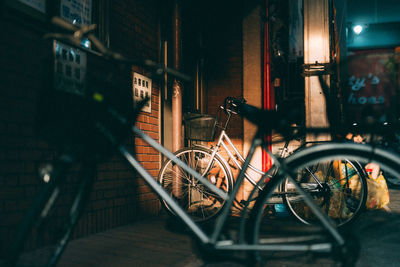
[172,0,182,153]
[172,0,183,197]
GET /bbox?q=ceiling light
[353,25,363,35]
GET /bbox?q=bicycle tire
[282,158,367,227]
[384,172,400,188]
[158,146,233,222]
[249,142,400,263]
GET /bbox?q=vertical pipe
[172,0,182,153]
[172,0,182,151]
[172,0,183,197]
[195,62,200,111]
[200,58,205,114]
[262,0,274,172]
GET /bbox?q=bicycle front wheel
[282,157,367,227]
[158,146,232,222]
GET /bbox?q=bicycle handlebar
[46,17,191,82]
[222,96,246,115]
[222,96,298,138]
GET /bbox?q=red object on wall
[262,0,275,172]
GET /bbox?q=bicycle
[6,16,397,267]
[3,17,196,267]
[158,97,368,227]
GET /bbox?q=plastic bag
[334,161,390,210]
[365,172,390,209]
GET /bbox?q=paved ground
[14,187,400,266]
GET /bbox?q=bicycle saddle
[228,98,296,138]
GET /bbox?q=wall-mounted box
[133,72,152,113]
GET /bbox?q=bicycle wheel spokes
[158,147,231,222]
[284,158,367,227]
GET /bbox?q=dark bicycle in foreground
[4,16,400,267]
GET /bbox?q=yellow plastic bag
[334,160,390,210]
[365,172,390,209]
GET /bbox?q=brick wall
[204,8,244,155]
[0,0,161,255]
[205,10,242,128]
[200,5,244,201]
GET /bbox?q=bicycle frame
[196,111,292,196]
[4,16,360,266]
[7,117,348,267]
[214,129,265,190]
[199,116,357,207]
[197,111,265,191]
[123,125,345,251]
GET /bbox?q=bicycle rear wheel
[282,158,367,227]
[248,145,368,265]
[158,146,232,222]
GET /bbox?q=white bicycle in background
[158,97,368,227]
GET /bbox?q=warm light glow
[43,174,51,183]
[353,25,363,35]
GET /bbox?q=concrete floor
[14,187,400,267]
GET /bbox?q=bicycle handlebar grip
[51,17,109,55]
[51,16,79,32]
[223,97,246,115]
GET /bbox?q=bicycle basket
[37,39,133,154]
[184,114,217,141]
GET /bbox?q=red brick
[114,197,126,206]
[97,171,117,180]
[0,211,23,226]
[142,162,159,170]
[148,170,159,177]
[138,192,158,201]
[0,187,24,199]
[97,162,114,171]
[92,200,107,210]
[103,190,116,198]
[117,171,135,179]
